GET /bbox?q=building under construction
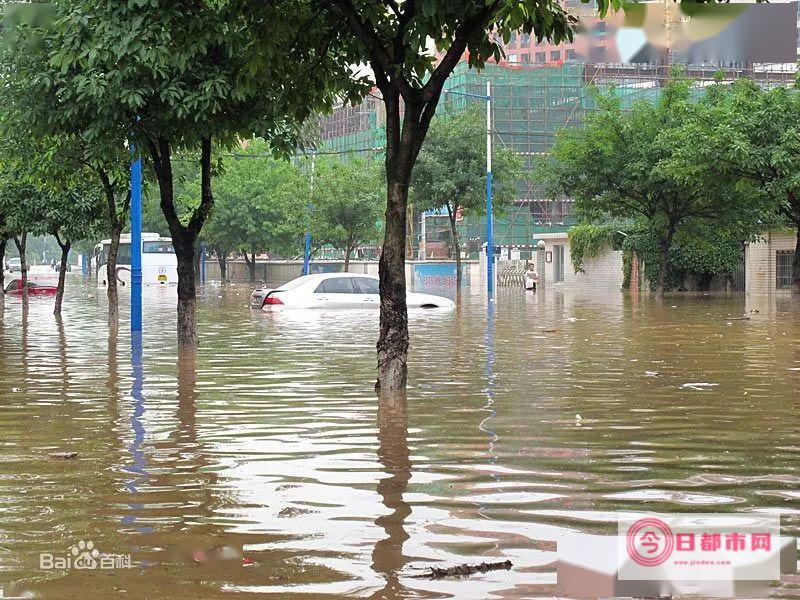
[318,60,796,260]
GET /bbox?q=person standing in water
[524,263,539,291]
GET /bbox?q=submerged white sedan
[250,273,454,310]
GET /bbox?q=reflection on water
[0,279,799,598]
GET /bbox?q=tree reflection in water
[371,392,412,600]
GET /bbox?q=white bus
[94,233,178,287]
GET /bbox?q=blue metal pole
[130,145,143,334]
[486,81,494,299]
[487,172,494,297]
[303,151,315,276]
[303,220,312,276]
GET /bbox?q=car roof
[300,272,377,280]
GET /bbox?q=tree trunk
[0,238,6,296]
[793,221,800,295]
[249,250,256,282]
[344,236,353,272]
[149,136,214,348]
[215,247,227,282]
[54,234,71,316]
[655,227,675,300]
[174,235,198,348]
[13,233,28,305]
[376,87,440,392]
[378,170,410,391]
[98,168,128,330]
[107,225,122,328]
[446,204,462,294]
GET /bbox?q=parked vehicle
[93,233,177,287]
[6,258,21,272]
[251,273,454,310]
[3,278,57,297]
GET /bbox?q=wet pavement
[0,277,798,599]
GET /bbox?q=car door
[353,277,380,309]
[312,276,360,308]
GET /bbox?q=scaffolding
[317,60,797,256]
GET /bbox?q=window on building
[521,54,531,64]
[553,245,565,282]
[777,250,793,289]
[507,53,517,63]
[520,33,531,45]
[535,51,546,63]
[566,49,576,60]
[509,31,517,45]
[551,50,561,61]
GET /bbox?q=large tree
[207,144,307,282]
[45,182,105,315]
[45,0,364,346]
[314,156,383,271]
[0,173,51,305]
[677,79,800,294]
[542,80,748,298]
[0,18,132,327]
[302,0,617,391]
[411,103,522,291]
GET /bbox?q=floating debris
[48,452,78,460]
[680,382,719,391]
[415,559,513,579]
[644,371,659,377]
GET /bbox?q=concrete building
[535,231,624,293]
[745,231,798,294]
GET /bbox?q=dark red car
[3,279,58,297]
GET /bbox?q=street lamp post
[130,145,143,335]
[442,83,493,299]
[485,81,494,299]
[303,150,315,276]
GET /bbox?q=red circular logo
[626,518,674,566]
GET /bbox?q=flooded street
[1,278,799,599]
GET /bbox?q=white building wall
[745,231,796,295]
[537,232,623,293]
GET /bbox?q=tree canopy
[672,78,800,293]
[313,155,384,271]
[541,78,758,297]
[205,143,307,280]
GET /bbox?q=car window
[314,277,356,294]
[4,280,17,292]
[353,277,379,294]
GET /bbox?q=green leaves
[203,140,308,258]
[312,156,384,255]
[411,103,521,219]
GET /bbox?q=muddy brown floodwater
[0,278,798,599]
